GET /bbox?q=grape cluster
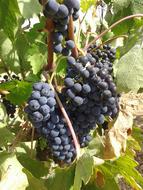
[62,44,119,147]
[25,82,76,164]
[41,0,79,56]
[0,74,19,118]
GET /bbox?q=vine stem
[68,15,79,58]
[85,14,143,50]
[44,19,54,71]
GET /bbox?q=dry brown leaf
[104,109,133,159]
[95,170,105,188]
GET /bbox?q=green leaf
[17,0,41,19]
[0,0,20,41]
[28,44,47,75]
[17,153,49,178]
[113,0,131,13]
[95,167,120,190]
[0,123,14,146]
[132,0,143,14]
[0,81,33,105]
[116,45,143,92]
[23,169,47,190]
[56,57,67,77]
[80,0,96,12]
[46,165,75,190]
[73,153,94,190]
[0,153,28,190]
[0,103,8,124]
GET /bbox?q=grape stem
[85,14,143,50]
[68,15,79,58]
[100,35,128,46]
[44,19,55,71]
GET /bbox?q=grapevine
[24,0,119,165]
[0,1,143,189]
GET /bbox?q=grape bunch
[61,44,119,147]
[0,74,19,118]
[41,0,79,56]
[25,82,76,164]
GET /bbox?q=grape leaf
[80,0,97,12]
[116,45,143,92]
[46,165,75,190]
[132,0,143,14]
[0,0,20,41]
[17,0,41,19]
[56,57,67,77]
[112,0,131,13]
[17,153,50,178]
[0,153,28,190]
[0,123,14,147]
[104,110,133,159]
[0,81,33,105]
[23,169,47,190]
[73,153,94,190]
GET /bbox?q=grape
[66,40,75,49]
[29,100,40,111]
[73,11,79,21]
[81,70,90,78]
[45,0,59,15]
[57,4,69,18]
[98,82,108,90]
[67,56,76,65]
[66,89,75,99]
[31,91,41,99]
[64,0,80,10]
[64,77,74,87]
[60,17,69,25]
[64,145,71,151]
[50,130,59,137]
[53,32,63,43]
[40,105,50,115]
[73,83,82,92]
[79,56,88,65]
[62,48,70,56]
[33,82,43,91]
[31,111,43,123]
[54,137,62,145]
[52,145,59,150]
[47,97,56,107]
[74,96,84,106]
[51,114,60,124]
[103,90,112,98]
[39,96,48,105]
[53,43,63,53]
[82,84,91,94]
[55,24,67,32]
[41,88,50,97]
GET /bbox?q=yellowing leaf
[95,171,105,188]
[0,153,28,190]
[104,110,133,159]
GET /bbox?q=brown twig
[30,127,35,158]
[44,19,55,71]
[68,15,79,58]
[9,121,29,152]
[85,14,143,51]
[100,35,128,46]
